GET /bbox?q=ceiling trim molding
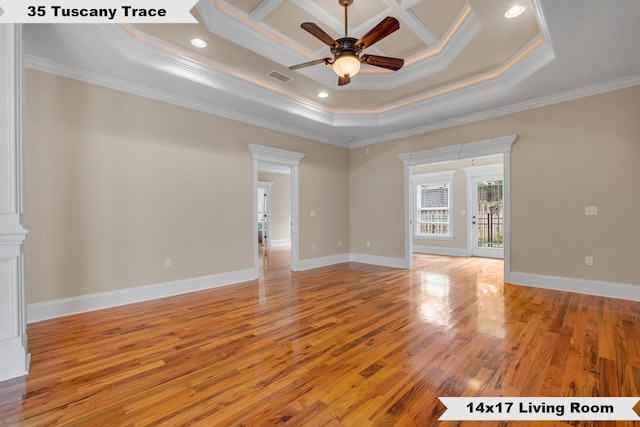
[93,23,553,129]
[97,25,337,126]
[532,0,554,53]
[198,0,482,89]
[334,35,554,125]
[249,0,284,21]
[381,0,439,46]
[24,54,640,150]
[352,73,640,148]
[345,6,481,90]
[24,55,349,148]
[197,0,316,70]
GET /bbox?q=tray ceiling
[22,0,640,147]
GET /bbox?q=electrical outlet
[585,206,598,216]
[310,210,316,217]
[312,243,316,250]
[585,256,593,266]
[164,258,172,269]
[338,240,342,247]
[366,240,371,247]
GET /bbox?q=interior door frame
[257,181,273,247]
[398,135,517,282]
[463,165,504,259]
[249,144,305,276]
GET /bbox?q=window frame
[413,170,455,239]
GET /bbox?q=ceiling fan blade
[356,17,400,49]
[301,22,339,48]
[289,58,331,71]
[338,75,351,86]
[361,54,404,71]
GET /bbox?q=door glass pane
[476,180,503,249]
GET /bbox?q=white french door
[470,173,504,258]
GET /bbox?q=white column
[0,24,30,382]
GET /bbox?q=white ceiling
[23,0,640,148]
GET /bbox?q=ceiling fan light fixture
[333,54,361,78]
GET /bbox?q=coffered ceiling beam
[249,0,284,22]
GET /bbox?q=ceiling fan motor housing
[331,37,361,58]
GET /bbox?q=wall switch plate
[310,210,316,217]
[585,206,598,216]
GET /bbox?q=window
[414,171,455,238]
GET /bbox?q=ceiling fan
[289,0,404,86]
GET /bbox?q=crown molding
[26,46,640,152]
[352,73,640,148]
[24,55,349,148]
[96,25,336,126]
[87,23,557,130]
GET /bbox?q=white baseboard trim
[27,268,257,323]
[510,272,640,302]
[0,338,30,382]
[269,239,291,246]
[350,253,407,269]
[297,253,350,271]
[413,245,471,257]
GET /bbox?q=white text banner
[0,1,198,23]
[439,397,640,421]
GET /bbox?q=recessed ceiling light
[190,38,207,48]
[504,5,525,18]
[318,91,329,98]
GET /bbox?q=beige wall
[23,70,640,305]
[412,155,503,250]
[350,86,640,285]
[257,171,291,242]
[298,142,350,258]
[24,70,350,303]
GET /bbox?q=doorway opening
[398,135,516,282]
[256,167,292,277]
[249,144,305,278]
[257,181,272,248]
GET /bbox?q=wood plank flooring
[1,248,639,426]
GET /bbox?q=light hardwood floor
[1,247,639,426]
